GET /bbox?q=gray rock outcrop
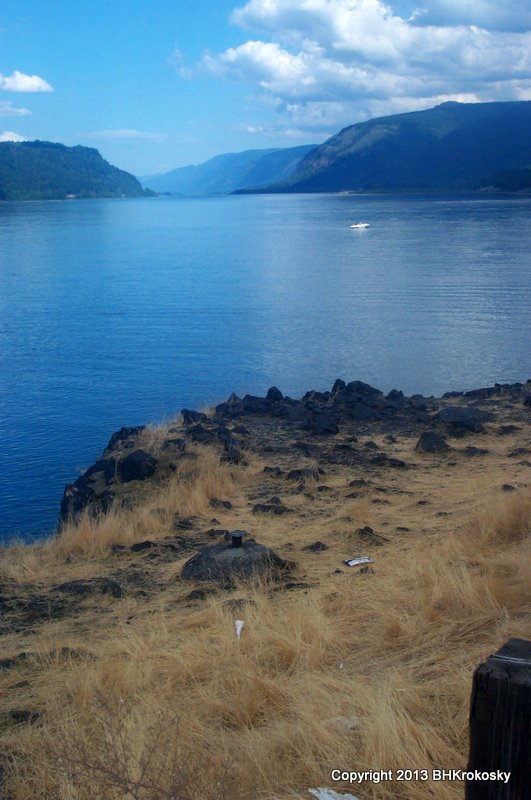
[181,534,293,585]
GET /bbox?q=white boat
[350,222,370,229]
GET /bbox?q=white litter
[235,619,245,640]
[343,556,373,567]
[320,714,360,731]
[309,789,360,800]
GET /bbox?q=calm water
[1,193,530,539]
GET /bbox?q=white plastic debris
[320,714,359,731]
[235,619,245,640]
[309,789,360,800]
[334,714,360,730]
[343,556,373,567]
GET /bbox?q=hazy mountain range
[141,144,317,195]
[2,101,531,202]
[144,100,531,196]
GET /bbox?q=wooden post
[466,638,531,800]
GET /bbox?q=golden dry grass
[0,424,530,800]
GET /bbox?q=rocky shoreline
[60,377,531,527]
[1,377,530,800]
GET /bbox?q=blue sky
[2,0,531,176]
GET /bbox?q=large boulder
[59,461,117,525]
[436,406,492,434]
[181,536,293,584]
[415,431,450,453]
[117,449,157,482]
[266,386,284,402]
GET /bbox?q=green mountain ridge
[247,101,531,193]
[0,141,150,201]
[141,144,317,195]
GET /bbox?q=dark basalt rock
[266,386,284,402]
[9,709,40,725]
[496,425,520,436]
[83,458,117,483]
[0,652,30,671]
[59,480,95,524]
[184,588,214,602]
[344,401,381,421]
[216,425,233,445]
[415,431,450,453]
[464,382,525,400]
[209,498,232,509]
[59,474,116,525]
[370,454,407,468]
[104,425,146,454]
[130,540,156,553]
[463,446,489,457]
[181,538,293,584]
[57,377,527,531]
[306,412,339,436]
[53,578,123,599]
[242,394,271,414]
[386,389,404,400]
[263,466,283,476]
[355,526,389,545]
[14,595,69,622]
[172,516,195,530]
[232,424,249,436]
[286,468,322,481]
[302,389,331,407]
[252,503,289,515]
[345,380,383,398]
[331,378,346,394]
[161,437,186,451]
[187,424,215,445]
[435,406,492,434]
[118,449,157,482]
[304,541,328,551]
[221,445,242,464]
[214,393,244,418]
[181,409,207,425]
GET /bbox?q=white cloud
[0,100,31,117]
[83,129,169,141]
[0,130,26,142]
[0,70,53,92]
[201,0,531,136]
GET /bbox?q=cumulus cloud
[201,0,531,135]
[0,130,26,142]
[0,100,31,117]
[0,70,53,92]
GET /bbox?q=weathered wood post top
[466,638,531,800]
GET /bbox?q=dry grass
[0,440,530,799]
[0,447,251,584]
